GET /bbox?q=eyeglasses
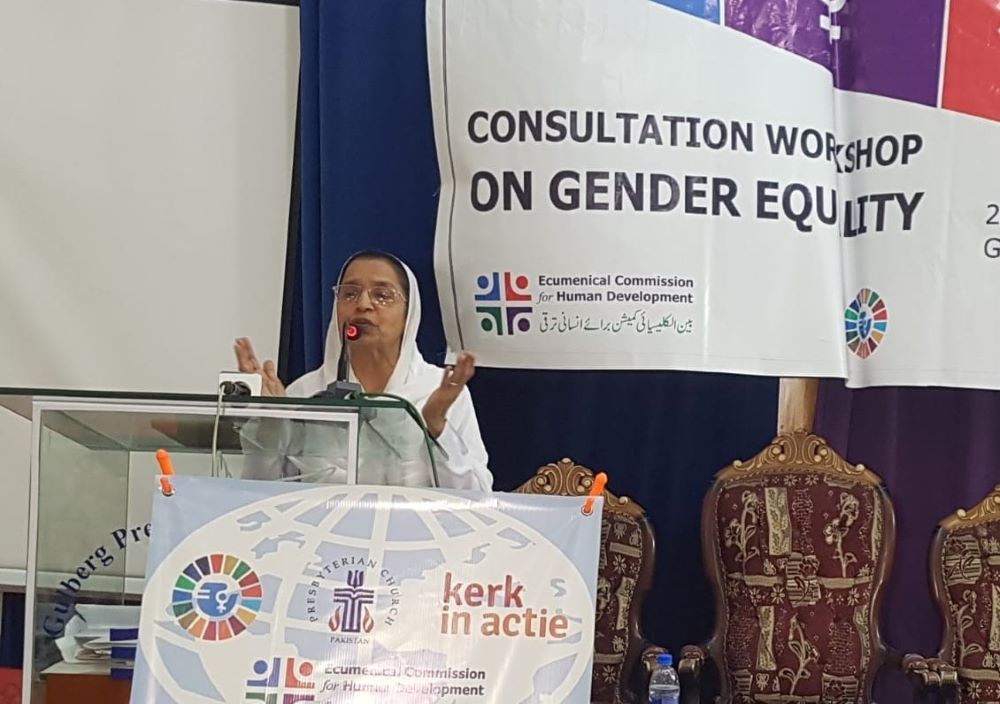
[333,284,407,307]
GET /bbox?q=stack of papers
[49,604,140,679]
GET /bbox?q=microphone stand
[314,323,361,400]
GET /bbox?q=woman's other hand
[422,352,476,438]
[234,337,287,397]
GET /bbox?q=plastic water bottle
[649,652,680,703]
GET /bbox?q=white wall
[0,0,299,581]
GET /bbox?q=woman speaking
[234,251,492,491]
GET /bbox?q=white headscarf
[286,252,443,404]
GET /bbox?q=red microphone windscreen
[345,324,361,341]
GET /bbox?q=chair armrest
[641,645,669,675]
[898,653,959,703]
[901,653,939,689]
[925,658,959,704]
[678,645,706,704]
[927,659,959,691]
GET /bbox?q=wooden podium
[45,672,130,704]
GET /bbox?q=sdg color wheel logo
[845,288,888,359]
[172,554,262,641]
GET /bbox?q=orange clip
[156,448,176,496]
[582,472,607,516]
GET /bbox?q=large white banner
[428,0,1000,388]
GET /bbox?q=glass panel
[236,410,447,486]
[0,386,435,413]
[234,414,357,482]
[0,389,443,459]
[357,407,448,487]
[31,414,130,704]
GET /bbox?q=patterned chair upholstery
[515,458,667,704]
[680,431,944,704]
[928,485,1000,704]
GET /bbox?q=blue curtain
[293,0,779,656]
[0,593,24,668]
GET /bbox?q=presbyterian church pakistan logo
[304,556,402,641]
[475,272,532,335]
[329,570,374,633]
[845,288,888,359]
[172,554,262,641]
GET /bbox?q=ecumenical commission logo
[244,656,315,703]
[304,556,402,644]
[171,554,262,641]
[475,271,532,335]
[845,288,888,359]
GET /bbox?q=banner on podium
[131,476,601,703]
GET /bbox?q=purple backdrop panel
[725,0,831,68]
[726,0,947,106]
[831,0,946,105]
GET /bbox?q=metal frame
[23,403,43,699]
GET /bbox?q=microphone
[318,322,362,400]
[337,323,361,381]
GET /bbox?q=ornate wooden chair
[515,458,667,704]
[679,431,946,703]
[926,485,1000,703]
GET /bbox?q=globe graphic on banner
[135,486,596,703]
